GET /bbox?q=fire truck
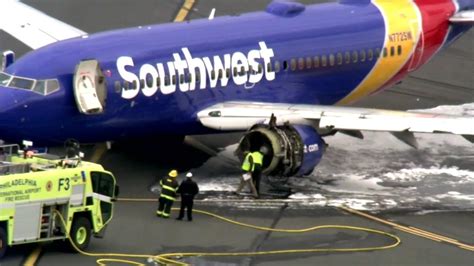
[0,143,119,258]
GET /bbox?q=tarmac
[0,1,473,266]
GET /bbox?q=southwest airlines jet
[0,0,473,177]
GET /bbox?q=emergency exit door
[73,60,106,114]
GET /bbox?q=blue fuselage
[0,1,471,144]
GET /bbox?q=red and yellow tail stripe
[338,0,422,105]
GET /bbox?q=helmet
[186,172,193,178]
[168,170,178,178]
[259,146,269,154]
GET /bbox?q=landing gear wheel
[0,227,7,259]
[68,216,91,252]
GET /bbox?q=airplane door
[73,60,106,114]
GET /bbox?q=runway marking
[24,246,42,266]
[174,0,195,22]
[339,206,474,252]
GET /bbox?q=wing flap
[0,1,86,50]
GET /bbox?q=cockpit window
[33,80,46,94]
[9,77,35,90]
[46,79,59,94]
[0,71,59,95]
[0,72,11,86]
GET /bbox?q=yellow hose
[54,203,401,266]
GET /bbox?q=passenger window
[313,56,320,68]
[233,67,238,77]
[275,61,281,72]
[258,64,263,73]
[383,48,388,58]
[267,62,272,72]
[375,48,381,58]
[240,66,245,76]
[146,76,154,87]
[367,49,374,61]
[290,59,297,71]
[390,46,395,57]
[397,45,402,56]
[352,51,358,63]
[305,57,312,69]
[360,50,366,62]
[283,61,289,70]
[171,75,176,85]
[131,80,137,90]
[179,74,184,84]
[344,52,351,64]
[218,69,223,79]
[164,76,170,86]
[298,58,305,70]
[226,69,231,78]
[114,81,121,93]
[328,54,335,66]
[196,72,201,83]
[124,81,130,90]
[211,70,216,80]
[336,53,343,65]
[156,77,161,87]
[321,55,327,67]
[139,79,145,89]
[33,80,46,95]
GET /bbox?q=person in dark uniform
[176,172,199,221]
[156,170,179,219]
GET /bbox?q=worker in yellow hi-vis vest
[157,170,179,218]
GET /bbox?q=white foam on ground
[383,166,474,183]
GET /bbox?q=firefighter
[176,172,199,221]
[156,170,179,218]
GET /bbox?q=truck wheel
[68,216,92,252]
[0,227,7,259]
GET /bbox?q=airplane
[0,0,473,179]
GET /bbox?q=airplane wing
[0,0,86,50]
[450,10,474,24]
[197,101,474,147]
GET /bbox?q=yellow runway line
[339,206,474,252]
[24,246,42,266]
[174,0,195,22]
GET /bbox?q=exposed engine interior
[237,124,325,177]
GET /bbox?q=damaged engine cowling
[237,124,326,177]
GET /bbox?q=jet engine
[237,124,326,177]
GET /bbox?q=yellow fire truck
[0,144,119,258]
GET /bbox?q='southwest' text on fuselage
[117,41,276,99]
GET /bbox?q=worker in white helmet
[176,172,199,221]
